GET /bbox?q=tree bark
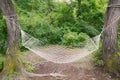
[103,0,120,75]
[0,0,21,78]
[0,0,20,53]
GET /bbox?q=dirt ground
[1,46,120,80]
[22,52,120,80]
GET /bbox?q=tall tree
[0,0,20,52]
[103,0,120,75]
[0,0,21,78]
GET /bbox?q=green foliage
[15,0,101,46]
[78,0,107,31]
[62,31,78,47]
[0,0,108,52]
[105,52,120,72]
[118,25,120,48]
[94,47,104,66]
[72,21,100,37]
[118,35,120,48]
[62,31,89,47]
[1,44,23,78]
[0,55,4,70]
[0,11,7,54]
[23,61,34,72]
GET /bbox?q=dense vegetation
[0,0,111,68]
[17,0,106,46]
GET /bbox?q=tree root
[22,68,66,78]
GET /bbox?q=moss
[0,42,23,79]
[105,52,120,73]
[1,49,18,75]
[107,47,111,50]
[117,52,120,57]
[23,61,35,72]
[94,49,104,66]
[0,55,4,70]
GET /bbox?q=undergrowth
[23,61,35,72]
[94,46,104,66]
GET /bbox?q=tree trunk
[0,0,21,78]
[103,0,120,75]
[0,0,20,53]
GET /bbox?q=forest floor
[1,46,120,80]
[20,47,120,80]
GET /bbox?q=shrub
[77,32,89,46]
[0,11,7,54]
[0,0,106,51]
[23,61,35,72]
[62,31,78,47]
[0,55,4,70]
[71,20,100,37]
[94,47,104,66]
[118,36,120,48]
[62,31,89,47]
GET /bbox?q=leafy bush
[0,54,4,70]
[0,11,7,54]
[94,47,104,66]
[0,0,107,52]
[62,31,78,47]
[62,31,89,47]
[74,21,100,37]
[118,35,120,48]
[78,0,107,31]
[118,26,120,48]
[23,61,35,72]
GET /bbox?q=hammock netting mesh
[21,30,101,64]
[1,16,102,80]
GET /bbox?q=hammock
[4,12,119,64]
[20,12,120,64]
[21,30,101,64]
[2,5,120,80]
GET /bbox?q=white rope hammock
[20,12,120,64]
[4,10,120,64]
[21,29,100,64]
